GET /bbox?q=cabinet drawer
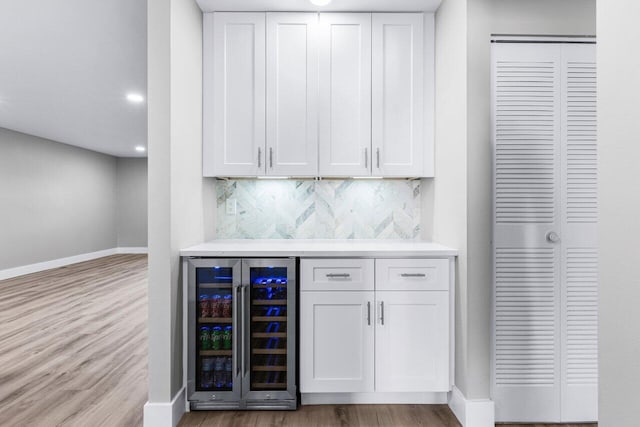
[375,259,449,291]
[301,259,374,291]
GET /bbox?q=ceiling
[197,0,443,12]
[0,0,442,158]
[0,0,147,157]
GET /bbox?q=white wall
[147,0,173,404]
[117,157,148,247]
[598,1,640,425]
[0,128,117,270]
[146,0,216,416]
[433,0,469,395]
[490,0,595,35]
[465,0,492,400]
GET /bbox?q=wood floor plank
[179,404,464,427]
[0,255,148,427]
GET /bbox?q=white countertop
[180,239,457,258]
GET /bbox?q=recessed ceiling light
[309,0,332,6]
[127,93,145,103]
[135,146,146,152]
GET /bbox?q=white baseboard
[144,387,186,427]
[0,248,117,281]
[301,392,448,405]
[116,247,148,254]
[448,386,495,427]
[0,247,149,281]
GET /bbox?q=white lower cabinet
[375,291,449,392]
[300,291,374,393]
[300,258,451,397]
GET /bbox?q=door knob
[546,231,560,243]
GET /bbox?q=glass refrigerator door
[188,259,241,405]
[242,259,296,401]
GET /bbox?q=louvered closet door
[492,42,597,423]
[492,43,563,422]
[560,44,597,422]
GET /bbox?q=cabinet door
[375,291,449,392]
[318,13,371,177]
[372,13,424,177]
[204,13,266,177]
[300,291,375,393]
[266,13,319,177]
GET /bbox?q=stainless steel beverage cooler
[186,258,297,410]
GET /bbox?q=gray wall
[0,128,118,270]
[430,0,596,402]
[117,157,148,247]
[598,1,640,425]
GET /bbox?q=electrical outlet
[226,199,237,215]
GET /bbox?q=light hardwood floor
[179,404,462,427]
[179,406,598,427]
[0,255,598,427]
[0,254,148,427]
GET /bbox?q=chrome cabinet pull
[380,301,385,325]
[401,273,427,278]
[367,301,371,326]
[364,147,368,169]
[326,273,351,278]
[257,147,262,169]
[376,148,380,169]
[269,147,273,169]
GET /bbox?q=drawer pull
[400,273,427,278]
[326,273,351,279]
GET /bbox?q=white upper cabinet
[203,11,433,178]
[204,13,266,177]
[266,13,319,177]
[318,14,372,177]
[372,13,425,177]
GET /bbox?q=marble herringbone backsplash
[216,179,421,239]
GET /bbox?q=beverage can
[199,326,211,350]
[199,294,211,317]
[223,326,232,350]
[214,356,225,388]
[211,294,222,317]
[222,294,232,318]
[225,356,233,387]
[211,326,223,350]
[201,358,213,389]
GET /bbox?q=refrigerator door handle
[241,283,247,378]
[235,283,242,378]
